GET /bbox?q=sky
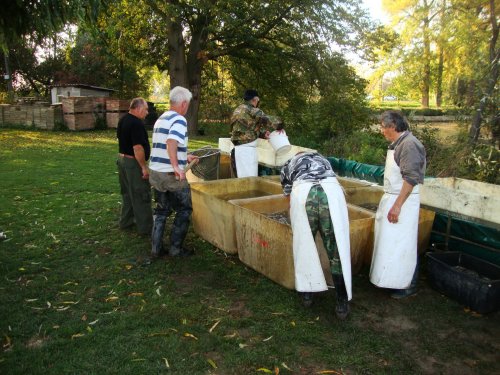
[362,0,389,24]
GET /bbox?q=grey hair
[170,86,193,104]
[129,97,147,110]
[380,110,409,132]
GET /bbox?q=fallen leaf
[81,314,87,321]
[89,319,99,325]
[316,370,343,374]
[71,333,85,339]
[209,319,221,333]
[281,362,292,371]
[275,367,280,374]
[131,358,146,362]
[105,296,119,302]
[263,336,273,342]
[86,326,93,333]
[125,265,133,270]
[184,332,198,340]
[290,321,296,327]
[207,359,217,369]
[46,301,51,308]
[25,298,38,302]
[3,334,11,349]
[58,290,76,295]
[163,357,170,368]
[155,287,162,297]
[128,292,144,297]
[56,306,70,311]
[62,301,79,305]
[239,343,248,348]
[257,368,273,373]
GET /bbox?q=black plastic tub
[426,251,500,314]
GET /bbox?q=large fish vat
[190,178,283,254]
[261,175,372,189]
[420,177,500,228]
[232,195,374,289]
[343,186,436,264]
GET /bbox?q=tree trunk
[185,19,209,135]
[436,47,444,108]
[168,28,188,89]
[421,1,431,109]
[167,8,210,135]
[167,2,188,89]
[469,0,499,144]
[436,0,446,109]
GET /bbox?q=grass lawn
[1,128,499,374]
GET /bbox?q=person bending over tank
[280,152,352,319]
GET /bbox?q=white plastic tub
[268,131,292,155]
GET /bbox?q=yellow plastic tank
[232,195,374,289]
[343,186,435,264]
[190,177,283,254]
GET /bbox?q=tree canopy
[88,0,376,134]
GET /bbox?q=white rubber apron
[235,140,258,177]
[290,177,352,300]
[370,150,420,289]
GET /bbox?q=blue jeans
[151,187,192,255]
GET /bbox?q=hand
[264,130,271,139]
[174,166,186,181]
[141,166,150,180]
[187,154,199,164]
[387,204,401,223]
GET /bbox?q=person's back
[230,103,270,145]
[149,110,188,173]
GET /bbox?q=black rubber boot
[151,215,167,257]
[333,275,350,320]
[390,259,419,299]
[299,292,313,308]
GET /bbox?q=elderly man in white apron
[370,111,426,299]
[230,89,283,177]
[281,152,352,319]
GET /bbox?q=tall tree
[382,0,442,108]
[467,0,499,144]
[100,0,374,133]
[1,0,105,98]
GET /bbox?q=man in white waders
[280,152,352,319]
[370,111,426,299]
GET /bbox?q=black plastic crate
[426,251,500,314]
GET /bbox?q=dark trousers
[151,187,193,255]
[116,158,152,234]
[230,148,238,177]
